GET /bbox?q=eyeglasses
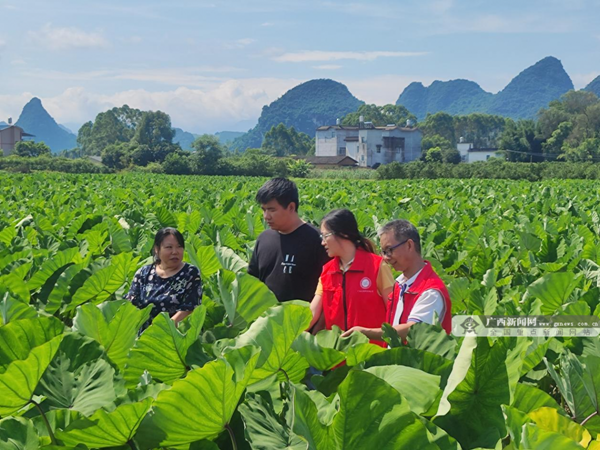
[381,238,409,257]
[320,232,335,240]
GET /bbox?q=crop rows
[0,172,599,449]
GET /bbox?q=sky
[0,0,599,134]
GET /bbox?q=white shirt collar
[396,266,424,287]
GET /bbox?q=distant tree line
[4,89,600,178]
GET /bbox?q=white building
[316,119,422,167]
[457,140,501,163]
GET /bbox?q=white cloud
[313,65,343,70]
[273,50,428,63]
[261,22,274,27]
[0,39,6,50]
[0,78,301,134]
[10,59,26,66]
[21,66,245,87]
[28,24,109,50]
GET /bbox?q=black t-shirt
[248,223,329,302]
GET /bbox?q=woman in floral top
[125,227,202,330]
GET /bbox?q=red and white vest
[321,248,387,346]
[386,261,452,335]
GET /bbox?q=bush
[0,156,112,174]
[376,160,600,180]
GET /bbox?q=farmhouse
[316,117,422,168]
[0,122,35,156]
[457,139,502,163]
[300,155,358,169]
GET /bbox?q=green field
[1,172,599,449]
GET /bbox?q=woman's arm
[308,294,323,330]
[172,310,193,324]
[175,266,203,325]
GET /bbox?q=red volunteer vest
[387,261,452,335]
[321,248,387,347]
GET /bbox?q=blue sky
[0,0,599,133]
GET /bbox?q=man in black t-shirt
[248,178,329,302]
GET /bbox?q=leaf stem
[581,411,598,427]
[225,423,238,450]
[31,399,56,445]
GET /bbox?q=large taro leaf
[0,335,63,415]
[26,247,80,291]
[365,365,441,415]
[223,302,311,384]
[0,417,41,450]
[291,327,355,371]
[405,322,457,360]
[219,271,278,328]
[135,347,260,448]
[545,352,600,434]
[0,293,37,325]
[0,316,64,372]
[292,387,336,450]
[36,333,116,416]
[434,337,511,450]
[528,407,592,448]
[525,272,582,314]
[293,370,434,450]
[520,423,587,450]
[215,246,248,273]
[363,346,454,388]
[239,392,308,450]
[55,397,153,448]
[72,300,152,372]
[124,306,206,387]
[68,252,139,311]
[186,244,221,279]
[511,383,563,415]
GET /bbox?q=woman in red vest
[341,219,452,341]
[308,209,394,347]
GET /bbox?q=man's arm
[340,289,445,341]
[341,321,417,340]
[247,240,259,277]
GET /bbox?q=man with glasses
[342,219,451,340]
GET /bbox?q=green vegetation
[1,173,600,449]
[340,104,416,127]
[231,79,363,151]
[261,123,314,156]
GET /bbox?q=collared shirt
[391,268,445,326]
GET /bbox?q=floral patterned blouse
[125,262,202,330]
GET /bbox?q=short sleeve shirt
[248,223,329,302]
[125,262,202,329]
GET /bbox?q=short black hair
[378,219,421,254]
[255,178,299,212]
[153,227,185,263]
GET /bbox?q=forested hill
[15,97,77,152]
[397,56,574,120]
[585,75,600,97]
[397,79,493,120]
[231,79,363,151]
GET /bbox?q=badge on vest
[359,277,372,289]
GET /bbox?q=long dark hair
[321,209,375,253]
[152,227,185,263]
